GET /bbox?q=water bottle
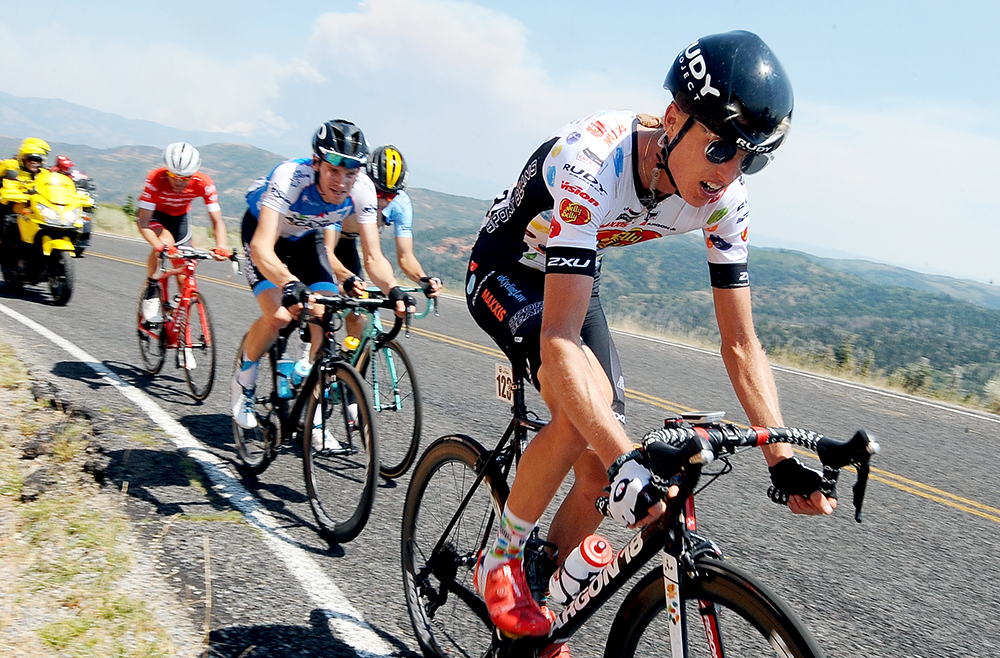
[342,335,360,354]
[275,359,294,399]
[291,347,311,387]
[547,534,614,605]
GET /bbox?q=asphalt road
[1,232,998,657]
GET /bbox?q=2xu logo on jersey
[552,532,645,630]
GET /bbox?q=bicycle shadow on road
[207,608,420,658]
[100,358,209,406]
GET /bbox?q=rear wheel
[303,360,379,545]
[401,435,508,658]
[137,282,166,375]
[605,559,823,658]
[356,339,421,479]
[180,292,216,400]
[231,338,279,476]
[47,250,74,305]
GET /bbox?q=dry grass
[0,339,196,657]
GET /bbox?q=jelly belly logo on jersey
[560,181,600,207]
[480,288,506,322]
[558,198,592,225]
[597,227,662,249]
[546,166,557,187]
[679,41,722,101]
[707,234,733,251]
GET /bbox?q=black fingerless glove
[767,457,838,505]
[388,286,416,308]
[281,280,310,309]
[418,276,440,297]
[341,275,363,296]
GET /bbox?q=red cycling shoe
[474,555,552,637]
[539,643,571,658]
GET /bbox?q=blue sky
[1,0,998,283]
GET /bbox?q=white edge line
[0,301,394,658]
[610,328,1000,426]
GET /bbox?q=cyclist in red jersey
[137,142,231,323]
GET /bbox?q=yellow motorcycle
[0,169,91,305]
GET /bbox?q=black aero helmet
[367,145,408,193]
[312,119,369,169]
[664,30,793,154]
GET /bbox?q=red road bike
[136,246,239,400]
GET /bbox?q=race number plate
[495,363,514,403]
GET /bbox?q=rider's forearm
[208,210,228,250]
[397,252,426,284]
[719,337,791,465]
[249,239,296,288]
[364,252,399,293]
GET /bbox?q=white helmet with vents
[163,142,201,177]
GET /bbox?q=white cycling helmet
[163,142,201,177]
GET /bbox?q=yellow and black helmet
[367,145,408,193]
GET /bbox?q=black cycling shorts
[333,233,363,279]
[241,209,339,296]
[466,249,627,425]
[148,210,192,246]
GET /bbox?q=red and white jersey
[479,110,751,283]
[138,168,221,216]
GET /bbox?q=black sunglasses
[704,140,772,175]
[24,154,45,163]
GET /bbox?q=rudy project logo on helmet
[678,41,721,101]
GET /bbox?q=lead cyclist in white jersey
[465,31,838,654]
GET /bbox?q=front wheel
[605,558,824,658]
[303,361,379,545]
[401,435,509,658]
[136,282,166,375]
[356,339,422,479]
[180,292,216,400]
[231,336,279,476]
[47,250,74,305]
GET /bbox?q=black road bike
[401,367,880,657]
[232,293,407,545]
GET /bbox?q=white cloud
[748,100,1000,283]
[301,0,666,194]
[0,22,320,137]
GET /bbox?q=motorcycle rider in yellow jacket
[1,138,52,253]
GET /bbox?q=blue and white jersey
[245,158,378,240]
[380,190,413,238]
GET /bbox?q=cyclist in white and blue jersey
[232,120,413,429]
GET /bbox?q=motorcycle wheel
[47,250,74,305]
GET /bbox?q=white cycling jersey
[479,109,751,286]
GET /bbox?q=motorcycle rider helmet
[53,155,75,173]
[367,145,408,193]
[662,30,793,176]
[18,137,51,165]
[163,142,201,177]
[312,120,369,169]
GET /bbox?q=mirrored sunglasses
[322,152,363,170]
[166,171,192,181]
[704,140,772,175]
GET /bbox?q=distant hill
[4,131,998,405]
[0,91,286,153]
[0,136,285,221]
